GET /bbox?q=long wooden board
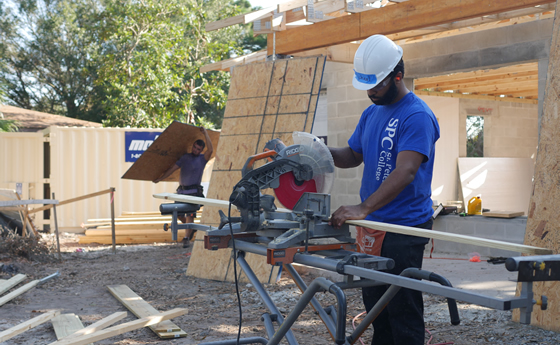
[107,285,186,338]
[49,308,187,345]
[347,220,551,255]
[0,280,39,307]
[0,310,60,343]
[78,234,186,245]
[513,2,560,331]
[156,194,552,255]
[0,274,26,295]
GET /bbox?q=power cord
[228,201,243,345]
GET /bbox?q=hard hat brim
[353,75,380,91]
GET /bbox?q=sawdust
[0,233,559,344]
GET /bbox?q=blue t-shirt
[348,92,440,226]
[176,153,208,188]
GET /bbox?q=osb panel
[221,117,265,135]
[228,63,274,99]
[268,60,289,96]
[213,135,260,171]
[272,114,308,133]
[222,98,267,120]
[278,94,313,113]
[512,8,560,331]
[122,121,220,182]
[282,57,325,95]
[187,56,326,284]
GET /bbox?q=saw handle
[242,150,277,175]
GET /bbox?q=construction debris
[107,284,187,338]
[0,310,60,342]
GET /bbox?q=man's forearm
[329,147,362,168]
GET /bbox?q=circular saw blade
[292,131,335,195]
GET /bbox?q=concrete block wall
[430,215,527,257]
[458,98,539,159]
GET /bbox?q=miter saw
[206,132,354,250]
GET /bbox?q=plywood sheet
[513,5,560,331]
[121,121,220,182]
[186,56,326,283]
[482,211,524,218]
[458,158,534,215]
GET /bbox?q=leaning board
[186,56,326,283]
[513,5,560,331]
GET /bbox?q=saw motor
[208,132,353,249]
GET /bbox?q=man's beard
[369,80,399,105]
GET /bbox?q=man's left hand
[329,204,369,228]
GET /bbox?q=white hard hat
[352,35,403,90]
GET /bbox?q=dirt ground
[1,233,560,345]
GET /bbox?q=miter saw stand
[161,191,560,345]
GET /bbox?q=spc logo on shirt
[376,118,399,181]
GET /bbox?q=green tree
[0,0,103,121]
[97,0,250,128]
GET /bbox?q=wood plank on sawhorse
[107,285,187,338]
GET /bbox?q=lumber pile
[78,209,202,245]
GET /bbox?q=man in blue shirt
[154,127,213,248]
[329,35,440,345]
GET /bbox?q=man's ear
[395,71,403,82]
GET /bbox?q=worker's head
[191,139,205,156]
[352,35,405,105]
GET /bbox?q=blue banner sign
[125,131,162,162]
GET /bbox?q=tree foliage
[0,0,265,129]
[0,0,103,121]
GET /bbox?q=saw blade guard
[291,131,335,195]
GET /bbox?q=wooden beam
[28,188,113,214]
[278,0,308,13]
[0,274,26,295]
[414,70,538,90]
[0,280,39,307]
[205,7,275,32]
[48,308,188,345]
[414,90,539,104]
[347,219,553,255]
[60,312,127,341]
[0,310,60,343]
[269,0,556,54]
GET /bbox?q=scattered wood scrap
[0,279,40,307]
[51,314,85,340]
[49,308,187,345]
[0,274,27,295]
[0,310,60,343]
[107,284,187,338]
[59,311,127,341]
